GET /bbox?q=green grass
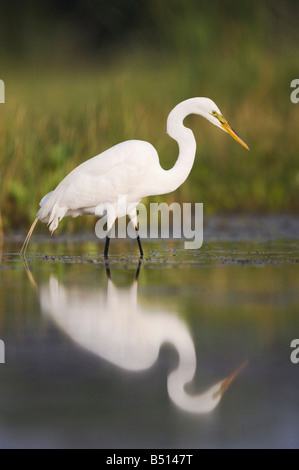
[1,16,299,234]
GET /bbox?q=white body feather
[38,139,161,233]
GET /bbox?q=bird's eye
[211,111,217,116]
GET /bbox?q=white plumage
[38,140,158,233]
[21,97,249,256]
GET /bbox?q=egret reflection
[38,261,245,414]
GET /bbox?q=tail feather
[21,185,71,253]
[37,191,55,222]
[20,217,39,254]
[39,190,54,208]
[47,204,67,234]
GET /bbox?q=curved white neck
[159,100,197,195]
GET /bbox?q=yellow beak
[220,120,250,150]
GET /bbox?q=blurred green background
[0,0,298,233]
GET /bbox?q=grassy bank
[1,5,299,233]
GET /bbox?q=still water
[0,234,299,448]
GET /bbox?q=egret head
[167,97,249,150]
[195,98,249,150]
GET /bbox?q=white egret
[21,97,249,257]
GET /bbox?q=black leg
[105,256,141,282]
[104,236,110,259]
[136,234,143,258]
[105,258,111,280]
[135,257,142,280]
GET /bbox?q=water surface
[0,231,299,448]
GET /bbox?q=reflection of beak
[213,360,248,400]
[221,120,250,150]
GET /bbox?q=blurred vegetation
[0,0,299,233]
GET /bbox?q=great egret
[21,97,249,256]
